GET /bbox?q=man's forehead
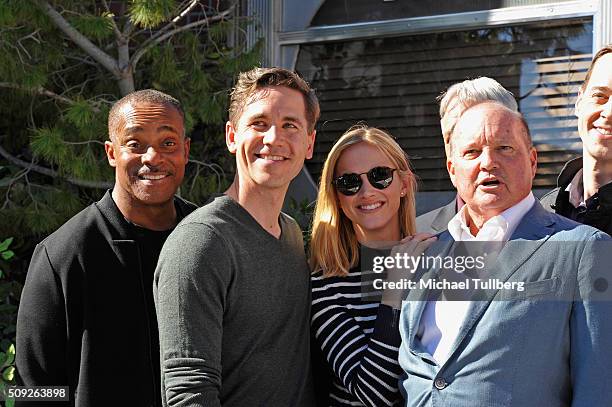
[120,101,180,117]
[458,103,517,128]
[584,53,612,89]
[242,86,306,117]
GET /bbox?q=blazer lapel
[443,201,557,363]
[94,190,140,273]
[405,233,455,358]
[431,200,457,233]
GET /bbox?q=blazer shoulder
[416,200,456,233]
[37,201,113,268]
[539,188,560,213]
[547,211,611,240]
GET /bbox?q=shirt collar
[448,192,535,242]
[565,168,585,208]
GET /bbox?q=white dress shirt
[565,168,586,208]
[416,192,535,365]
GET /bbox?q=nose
[479,148,499,171]
[601,98,612,119]
[142,145,162,166]
[358,174,376,197]
[262,125,283,146]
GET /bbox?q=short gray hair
[438,77,518,155]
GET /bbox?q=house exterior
[245,0,612,214]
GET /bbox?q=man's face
[576,53,612,161]
[225,86,316,191]
[447,102,537,224]
[105,102,190,208]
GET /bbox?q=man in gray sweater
[154,67,319,406]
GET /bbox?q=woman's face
[334,142,409,244]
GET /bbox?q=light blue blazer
[399,201,612,407]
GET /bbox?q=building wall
[247,0,612,213]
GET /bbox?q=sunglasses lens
[334,174,361,196]
[368,167,394,189]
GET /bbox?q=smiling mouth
[256,154,287,161]
[358,202,383,211]
[138,173,168,180]
[595,127,612,136]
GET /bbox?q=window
[295,17,592,194]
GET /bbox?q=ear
[305,130,316,160]
[529,146,538,178]
[447,156,457,188]
[183,137,191,161]
[575,88,584,119]
[226,121,237,154]
[105,140,117,167]
[399,171,412,198]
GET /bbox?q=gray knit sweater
[154,195,316,407]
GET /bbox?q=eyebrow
[247,113,305,124]
[283,115,303,124]
[123,125,180,135]
[588,86,612,93]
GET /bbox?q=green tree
[0,0,261,243]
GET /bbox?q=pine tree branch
[0,82,102,113]
[100,0,123,39]
[145,0,200,45]
[35,0,120,77]
[0,144,112,189]
[130,5,234,69]
[0,82,74,105]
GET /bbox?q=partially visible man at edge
[417,77,518,233]
[16,89,196,406]
[154,67,319,406]
[541,44,612,234]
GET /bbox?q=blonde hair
[309,126,417,277]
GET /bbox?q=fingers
[411,232,436,242]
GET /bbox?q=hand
[380,233,437,308]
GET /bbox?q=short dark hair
[228,67,320,133]
[108,89,185,140]
[581,45,612,92]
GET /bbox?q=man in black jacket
[16,89,197,406]
[540,45,612,235]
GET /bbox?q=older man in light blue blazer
[398,101,612,406]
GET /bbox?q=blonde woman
[310,126,434,406]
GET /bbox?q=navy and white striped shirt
[311,265,403,406]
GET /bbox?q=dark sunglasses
[333,166,397,196]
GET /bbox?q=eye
[462,149,479,158]
[283,122,298,129]
[164,140,177,147]
[499,145,514,152]
[592,93,609,103]
[126,140,140,149]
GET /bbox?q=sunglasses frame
[333,166,397,196]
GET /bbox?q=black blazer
[16,190,196,406]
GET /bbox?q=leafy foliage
[0,237,20,407]
[1,0,261,242]
[129,0,176,29]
